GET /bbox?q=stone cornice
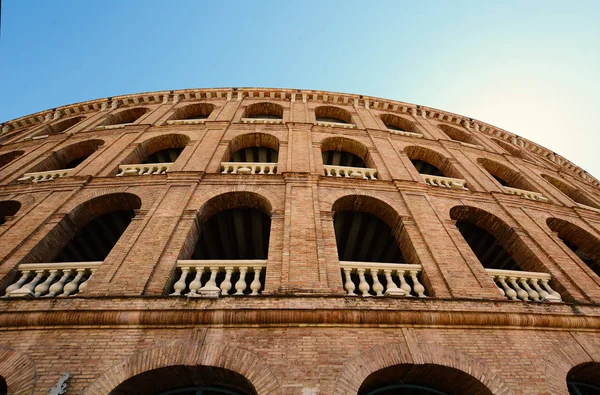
[1,87,597,187]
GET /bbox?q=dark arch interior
[322,151,365,167]
[109,365,256,395]
[439,124,474,144]
[478,158,538,191]
[143,148,184,164]
[455,220,520,271]
[34,116,84,137]
[0,200,21,225]
[232,147,278,163]
[315,106,352,124]
[23,140,103,175]
[124,134,190,166]
[171,103,215,120]
[54,209,136,262]
[380,114,420,134]
[99,108,148,126]
[0,150,24,168]
[334,211,405,263]
[411,159,443,176]
[542,175,600,209]
[358,364,493,395]
[243,103,283,119]
[567,363,600,395]
[0,376,6,395]
[547,218,600,277]
[192,208,271,260]
[492,138,528,159]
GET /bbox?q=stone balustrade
[503,186,548,202]
[18,169,72,183]
[166,119,206,125]
[241,118,283,124]
[420,174,468,189]
[221,162,278,175]
[316,120,356,129]
[3,262,100,298]
[485,268,562,302]
[389,130,423,138]
[171,260,267,298]
[116,162,172,177]
[340,261,426,297]
[323,165,377,180]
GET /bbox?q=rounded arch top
[542,174,600,209]
[315,105,352,124]
[449,205,514,245]
[169,102,215,121]
[438,124,476,145]
[380,113,421,134]
[197,191,273,224]
[404,145,462,179]
[67,191,142,229]
[321,136,369,161]
[98,107,150,126]
[36,115,85,136]
[332,194,402,232]
[478,157,540,192]
[242,102,283,119]
[0,150,24,168]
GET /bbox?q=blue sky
[1,1,599,178]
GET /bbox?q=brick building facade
[0,88,599,395]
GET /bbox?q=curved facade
[0,88,600,394]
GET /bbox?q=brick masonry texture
[0,88,599,394]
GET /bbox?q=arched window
[242,102,283,120]
[98,108,149,127]
[438,124,477,145]
[169,103,215,121]
[0,200,21,225]
[547,218,600,278]
[404,146,467,189]
[358,363,493,395]
[478,158,542,195]
[221,133,279,175]
[321,137,377,179]
[33,116,84,137]
[333,195,426,297]
[117,134,190,176]
[450,205,562,301]
[108,366,256,395]
[0,150,24,168]
[567,363,600,395]
[492,138,529,159]
[172,192,271,297]
[18,139,103,182]
[380,114,421,135]
[542,174,600,209]
[315,106,352,124]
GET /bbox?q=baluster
[186,267,204,296]
[492,277,505,297]
[48,270,71,297]
[529,278,549,300]
[383,269,404,296]
[369,171,377,180]
[497,276,518,300]
[170,267,190,296]
[518,278,539,301]
[250,267,262,295]
[339,168,346,177]
[508,277,529,301]
[220,267,234,295]
[539,279,562,301]
[370,269,384,296]
[258,165,265,175]
[398,270,412,296]
[13,270,45,297]
[343,268,356,296]
[410,270,426,297]
[231,164,239,174]
[221,164,229,174]
[200,267,220,290]
[35,270,58,297]
[268,165,275,175]
[357,269,370,296]
[62,269,86,296]
[78,268,95,293]
[4,271,32,295]
[234,267,248,295]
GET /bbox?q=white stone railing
[95,124,127,130]
[576,203,600,213]
[486,268,562,302]
[340,261,426,297]
[316,121,356,129]
[166,119,206,125]
[170,260,267,298]
[323,165,377,180]
[241,118,283,124]
[3,262,100,298]
[420,174,467,189]
[389,130,423,138]
[221,162,278,175]
[503,186,548,202]
[459,141,484,150]
[17,169,73,183]
[116,162,172,177]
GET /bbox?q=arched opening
[567,363,600,395]
[0,200,21,225]
[0,150,24,168]
[98,108,149,127]
[23,193,142,264]
[19,139,103,181]
[242,102,283,119]
[33,116,84,137]
[380,114,421,135]
[117,134,190,176]
[108,365,256,395]
[438,124,477,145]
[332,195,426,297]
[450,205,562,301]
[542,175,600,209]
[315,106,352,124]
[221,133,279,174]
[492,138,529,159]
[404,146,462,178]
[169,103,215,121]
[172,192,271,296]
[547,218,600,278]
[358,363,493,395]
[478,158,540,191]
[321,137,377,179]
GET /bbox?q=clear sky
[1,1,599,178]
